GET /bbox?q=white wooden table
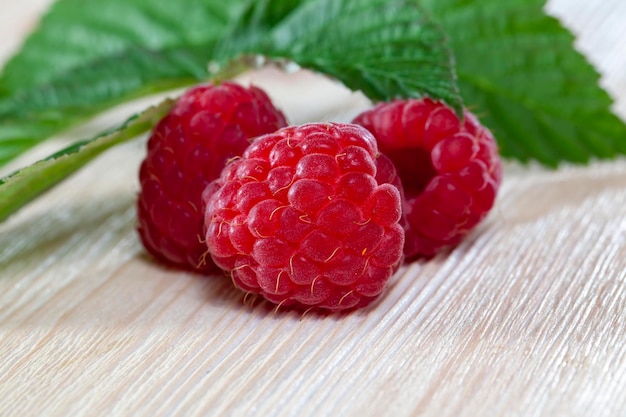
[1,1,626,416]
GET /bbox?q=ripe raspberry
[137,82,288,273]
[353,98,502,258]
[203,123,405,311]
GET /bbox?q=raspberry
[203,123,405,311]
[353,98,502,258]
[137,82,288,273]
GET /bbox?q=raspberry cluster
[136,83,501,312]
[203,123,404,311]
[137,82,287,273]
[353,98,502,258]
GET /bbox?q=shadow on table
[0,194,136,274]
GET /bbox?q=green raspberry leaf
[0,0,250,168]
[422,0,626,166]
[0,99,174,223]
[218,0,461,110]
[0,0,246,95]
[235,0,306,30]
[0,0,460,169]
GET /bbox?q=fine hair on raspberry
[203,122,405,312]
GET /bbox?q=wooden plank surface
[1,1,626,416]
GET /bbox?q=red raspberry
[137,82,288,273]
[353,98,502,258]
[203,123,405,311]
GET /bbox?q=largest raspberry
[353,98,502,258]
[137,82,287,273]
[203,123,405,311]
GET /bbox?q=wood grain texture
[1,1,626,416]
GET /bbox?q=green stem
[0,99,175,223]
